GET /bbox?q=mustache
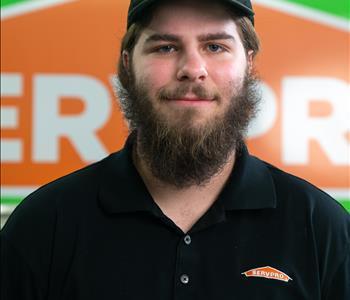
[157,83,220,101]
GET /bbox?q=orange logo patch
[241,266,292,282]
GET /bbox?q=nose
[176,51,208,83]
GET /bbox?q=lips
[170,98,213,102]
[167,93,214,102]
[165,97,214,107]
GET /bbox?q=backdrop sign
[1,0,349,217]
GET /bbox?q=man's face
[118,0,259,187]
[126,1,252,129]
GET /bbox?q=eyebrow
[144,32,235,44]
[145,34,180,44]
[198,33,235,43]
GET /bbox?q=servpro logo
[241,266,293,282]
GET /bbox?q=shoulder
[248,155,349,239]
[248,154,349,241]
[252,156,350,295]
[0,151,125,284]
[250,156,348,216]
[257,158,349,264]
[1,151,121,243]
[0,151,124,298]
[27,153,111,202]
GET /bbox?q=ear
[122,50,130,71]
[247,50,254,73]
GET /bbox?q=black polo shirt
[1,137,349,300]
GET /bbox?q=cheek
[209,65,239,89]
[134,59,176,91]
[209,58,247,88]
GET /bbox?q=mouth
[166,99,214,107]
[166,94,215,106]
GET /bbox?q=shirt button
[184,235,191,245]
[180,274,190,284]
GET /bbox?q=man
[1,0,349,299]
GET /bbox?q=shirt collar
[219,145,277,210]
[99,133,163,215]
[99,135,276,214]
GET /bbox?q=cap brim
[127,0,254,28]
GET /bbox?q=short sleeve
[1,235,43,300]
[324,242,350,300]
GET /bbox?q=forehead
[143,1,239,40]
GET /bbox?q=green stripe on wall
[1,0,28,9]
[1,196,22,205]
[338,199,350,212]
[283,0,350,20]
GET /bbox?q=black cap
[127,0,255,28]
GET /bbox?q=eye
[207,44,224,53]
[155,45,177,53]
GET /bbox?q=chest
[48,211,320,300]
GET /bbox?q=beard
[116,70,261,188]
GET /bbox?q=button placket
[179,236,191,286]
[173,234,195,299]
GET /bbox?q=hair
[117,4,260,89]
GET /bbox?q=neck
[132,141,236,232]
